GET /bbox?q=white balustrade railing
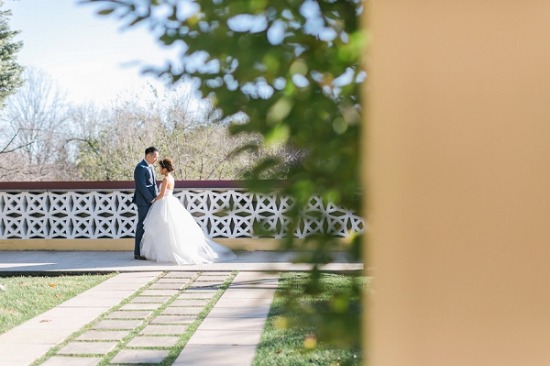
[0,182,364,240]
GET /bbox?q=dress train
[141,190,236,264]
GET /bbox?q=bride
[140,158,236,264]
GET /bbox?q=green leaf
[128,16,146,27]
[265,123,290,147]
[97,8,115,16]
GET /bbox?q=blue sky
[4,0,177,105]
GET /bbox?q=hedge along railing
[0,181,364,240]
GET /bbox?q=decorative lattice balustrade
[0,181,364,240]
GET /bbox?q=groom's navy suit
[132,159,159,257]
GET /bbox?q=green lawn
[0,273,114,334]
[253,272,364,366]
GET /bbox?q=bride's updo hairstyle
[159,158,175,172]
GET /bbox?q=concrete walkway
[0,251,361,366]
[0,250,362,273]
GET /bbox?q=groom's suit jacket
[132,159,158,206]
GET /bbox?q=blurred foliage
[254,272,364,365]
[84,0,364,259]
[84,0,365,353]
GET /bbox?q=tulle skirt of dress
[141,195,236,265]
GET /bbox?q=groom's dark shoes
[134,255,147,260]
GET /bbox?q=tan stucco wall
[365,1,550,365]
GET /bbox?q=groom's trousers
[135,204,150,256]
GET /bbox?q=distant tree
[0,0,25,168]
[71,82,290,181]
[0,2,23,106]
[0,68,70,180]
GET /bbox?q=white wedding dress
[141,189,236,264]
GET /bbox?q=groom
[132,146,159,260]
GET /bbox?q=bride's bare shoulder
[167,176,175,189]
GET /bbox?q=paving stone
[0,329,63,344]
[189,282,223,289]
[57,341,117,355]
[112,272,163,282]
[76,330,131,341]
[149,282,187,290]
[162,306,203,316]
[157,277,194,283]
[92,319,143,330]
[126,335,180,348]
[214,296,273,308]
[229,279,279,289]
[178,292,216,300]
[94,284,147,290]
[130,296,170,304]
[185,287,219,292]
[207,306,270,318]
[140,289,179,296]
[59,297,125,308]
[171,298,210,307]
[198,317,268,331]
[219,288,275,299]
[140,324,188,335]
[110,349,170,364]
[120,303,160,311]
[196,274,231,280]
[173,345,257,366]
[65,290,135,299]
[187,329,262,346]
[13,312,89,330]
[196,274,231,279]
[106,310,153,319]
[151,315,196,325]
[191,284,225,290]
[163,272,198,279]
[231,272,278,281]
[41,356,103,366]
[188,282,223,288]
[231,278,279,290]
[0,344,51,363]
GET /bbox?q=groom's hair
[145,146,158,156]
